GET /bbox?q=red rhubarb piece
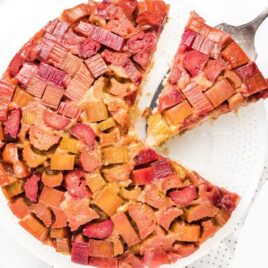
[127,31,156,53]
[158,89,184,112]
[79,38,101,59]
[65,170,91,199]
[182,29,197,48]
[15,63,38,86]
[135,148,158,166]
[57,102,81,119]
[70,123,95,148]
[26,76,47,98]
[169,185,197,207]
[183,50,209,77]
[38,36,55,61]
[24,174,41,203]
[80,147,101,173]
[151,159,173,179]
[83,219,114,239]
[91,26,124,51]
[71,242,89,265]
[75,21,94,37]
[133,50,152,69]
[192,34,217,56]
[101,49,130,66]
[133,167,154,185]
[85,54,108,78]
[4,108,22,139]
[116,0,138,19]
[204,58,227,82]
[43,110,70,130]
[143,248,169,268]
[123,60,142,85]
[0,102,8,121]
[8,53,25,77]
[235,62,258,80]
[47,19,69,41]
[38,63,68,88]
[0,80,16,102]
[120,253,143,268]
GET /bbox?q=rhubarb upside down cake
[0,1,249,267]
[147,11,268,146]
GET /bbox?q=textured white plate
[0,1,267,268]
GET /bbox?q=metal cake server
[149,7,268,110]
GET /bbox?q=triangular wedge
[147,11,268,146]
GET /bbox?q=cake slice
[147,11,268,146]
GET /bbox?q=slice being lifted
[147,11,268,146]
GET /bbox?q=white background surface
[0,0,268,268]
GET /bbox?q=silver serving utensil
[149,7,268,110]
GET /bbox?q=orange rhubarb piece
[39,186,64,207]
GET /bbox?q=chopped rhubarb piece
[38,35,55,61]
[47,40,67,67]
[43,110,70,130]
[56,238,70,254]
[83,219,114,239]
[137,0,169,26]
[101,49,130,66]
[245,72,268,95]
[51,207,67,229]
[2,180,24,199]
[65,170,92,199]
[144,184,173,209]
[38,63,68,88]
[9,197,30,219]
[29,126,60,151]
[13,161,30,179]
[80,147,101,173]
[112,211,140,247]
[26,76,47,98]
[143,248,169,268]
[13,88,34,107]
[120,253,143,268]
[51,153,75,171]
[228,93,244,110]
[203,58,227,82]
[8,52,25,77]
[182,83,213,115]
[85,172,106,193]
[94,187,124,216]
[128,202,156,239]
[205,79,235,107]
[133,50,152,69]
[135,148,158,166]
[31,202,53,227]
[127,32,156,53]
[103,164,131,183]
[79,38,101,59]
[88,239,114,258]
[191,34,218,57]
[89,257,118,268]
[63,3,90,22]
[158,89,184,112]
[59,52,83,77]
[0,79,16,102]
[0,102,8,121]
[75,21,94,37]
[182,29,197,48]
[61,197,100,231]
[47,19,69,41]
[199,219,218,243]
[172,222,200,242]
[214,209,231,227]
[183,50,209,77]
[222,41,249,68]
[123,60,142,85]
[20,214,49,242]
[71,242,89,265]
[39,186,64,207]
[91,26,124,51]
[224,70,242,88]
[155,207,183,230]
[57,102,80,119]
[65,64,94,102]
[161,175,184,192]
[168,185,197,208]
[235,62,258,80]
[23,143,48,168]
[87,99,109,122]
[217,191,239,213]
[42,85,64,109]
[70,123,95,147]
[173,243,197,258]
[102,146,129,165]
[85,54,108,78]
[15,63,37,86]
[24,174,41,203]
[152,159,173,179]
[115,0,138,19]
[185,203,219,223]
[50,228,68,239]
[42,171,63,188]
[62,28,86,55]
[4,108,22,139]
[133,167,154,185]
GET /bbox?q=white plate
[0,1,267,268]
